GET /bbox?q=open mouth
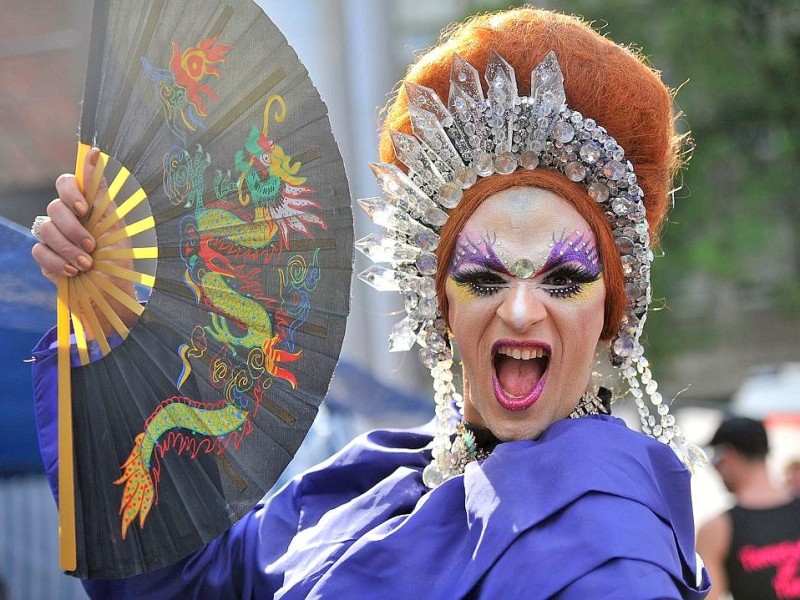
[491,341,550,411]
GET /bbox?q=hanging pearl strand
[619,337,707,473]
[423,357,464,488]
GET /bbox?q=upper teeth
[496,346,546,360]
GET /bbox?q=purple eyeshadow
[449,232,510,275]
[541,231,601,276]
[449,229,601,278]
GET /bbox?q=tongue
[495,355,546,397]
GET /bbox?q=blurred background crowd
[0,1,797,598]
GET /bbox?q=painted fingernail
[90,150,99,166]
[75,201,88,216]
[64,264,79,276]
[77,255,92,270]
[81,238,95,252]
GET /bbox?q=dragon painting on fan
[114,38,328,540]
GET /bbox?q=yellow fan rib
[85,153,108,211]
[86,165,131,231]
[75,144,89,184]
[85,271,145,317]
[67,285,91,367]
[87,185,112,232]
[70,279,112,357]
[92,261,156,288]
[90,188,148,239]
[98,216,156,247]
[56,278,76,572]
[56,141,97,572]
[74,275,132,342]
[94,246,158,260]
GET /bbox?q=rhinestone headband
[357,50,706,483]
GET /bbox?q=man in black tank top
[786,459,800,498]
[697,417,800,600]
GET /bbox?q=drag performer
[31,7,710,598]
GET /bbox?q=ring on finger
[31,215,51,243]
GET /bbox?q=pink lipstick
[491,339,550,411]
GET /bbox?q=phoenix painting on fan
[115,37,329,539]
[141,38,230,142]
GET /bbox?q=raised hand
[31,148,102,281]
[31,147,139,337]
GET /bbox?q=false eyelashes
[451,263,600,299]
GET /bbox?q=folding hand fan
[57,0,352,578]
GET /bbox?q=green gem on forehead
[512,258,535,279]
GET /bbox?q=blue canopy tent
[0,217,89,600]
[0,216,55,475]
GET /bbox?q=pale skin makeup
[446,187,606,441]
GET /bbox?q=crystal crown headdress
[357,50,707,484]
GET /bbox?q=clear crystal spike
[409,106,465,174]
[389,316,420,352]
[355,233,420,264]
[449,55,489,161]
[369,163,438,217]
[485,50,517,155]
[450,53,484,104]
[389,130,448,188]
[530,51,566,118]
[448,85,485,159]
[358,265,417,292]
[686,444,709,474]
[405,82,454,126]
[367,163,450,230]
[406,82,471,165]
[485,49,517,103]
[357,197,436,239]
[522,51,567,151]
